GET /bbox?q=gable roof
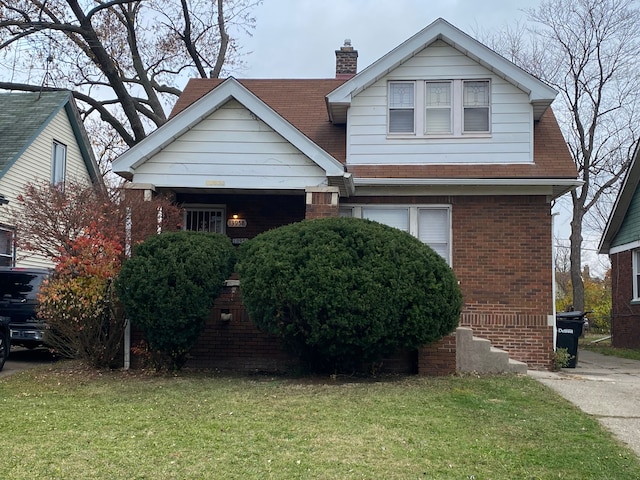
[168,78,577,186]
[599,140,640,254]
[326,17,558,124]
[113,78,352,193]
[0,90,100,183]
[170,78,347,162]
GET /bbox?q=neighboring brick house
[599,141,640,348]
[112,18,578,371]
[0,91,101,268]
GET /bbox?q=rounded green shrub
[115,231,235,369]
[237,217,462,372]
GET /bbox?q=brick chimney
[335,39,358,79]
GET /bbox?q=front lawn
[2,363,639,479]
[580,333,640,361]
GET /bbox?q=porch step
[456,327,528,374]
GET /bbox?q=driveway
[529,349,640,458]
[0,347,58,379]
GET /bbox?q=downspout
[551,212,560,350]
[123,207,132,370]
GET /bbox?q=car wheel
[0,331,7,372]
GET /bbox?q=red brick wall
[454,196,554,369]
[418,335,457,376]
[610,250,640,348]
[347,195,554,370]
[305,190,339,219]
[187,284,297,371]
[133,193,554,372]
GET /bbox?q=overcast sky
[234,0,541,78]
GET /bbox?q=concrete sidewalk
[529,349,640,458]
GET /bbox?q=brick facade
[150,192,554,373]
[453,195,554,369]
[610,250,640,348]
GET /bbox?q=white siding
[347,40,534,165]
[0,108,93,269]
[134,99,328,190]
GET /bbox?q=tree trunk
[570,205,585,312]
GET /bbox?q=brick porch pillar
[305,186,340,219]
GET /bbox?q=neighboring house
[599,140,640,348]
[0,91,101,268]
[112,18,578,371]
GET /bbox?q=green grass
[2,363,640,479]
[580,333,640,361]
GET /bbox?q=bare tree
[483,0,640,311]
[0,0,261,151]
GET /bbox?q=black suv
[0,267,50,350]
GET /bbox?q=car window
[0,273,45,301]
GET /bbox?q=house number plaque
[227,218,247,228]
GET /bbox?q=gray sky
[235,0,541,78]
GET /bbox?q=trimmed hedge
[237,217,462,372]
[115,231,235,369]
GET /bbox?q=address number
[227,219,247,228]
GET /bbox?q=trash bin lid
[556,311,586,321]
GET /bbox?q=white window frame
[388,81,416,134]
[183,205,226,234]
[52,140,67,186]
[0,226,14,266]
[387,79,491,138]
[339,204,452,265]
[633,249,640,301]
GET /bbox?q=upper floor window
[388,79,491,137]
[389,82,415,133]
[52,141,67,186]
[183,206,225,233]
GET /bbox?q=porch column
[305,186,340,219]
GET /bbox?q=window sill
[386,133,492,140]
[630,299,640,305]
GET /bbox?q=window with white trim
[633,249,640,300]
[183,206,225,233]
[388,79,491,136]
[339,205,451,264]
[0,227,14,266]
[388,82,415,133]
[52,141,67,186]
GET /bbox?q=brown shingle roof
[171,79,577,180]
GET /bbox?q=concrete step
[456,326,528,375]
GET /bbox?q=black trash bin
[556,311,587,368]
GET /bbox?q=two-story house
[112,18,579,371]
[0,90,101,268]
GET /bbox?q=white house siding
[134,99,329,190]
[347,40,533,165]
[0,108,93,269]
